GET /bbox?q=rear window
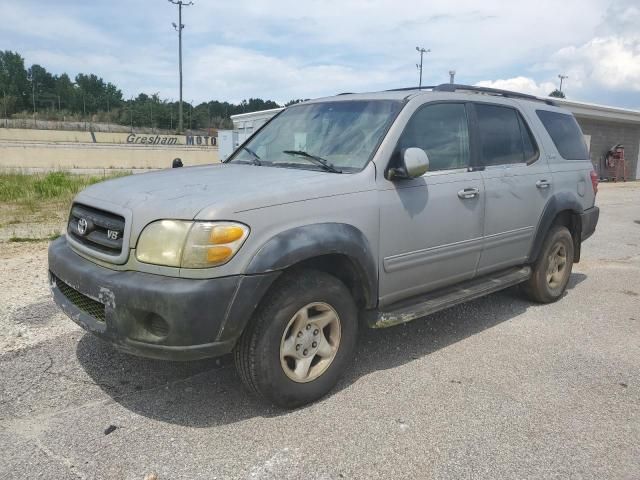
[536,110,589,160]
[475,104,539,166]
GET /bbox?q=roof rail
[385,86,436,92]
[433,83,557,106]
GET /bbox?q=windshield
[228,100,402,172]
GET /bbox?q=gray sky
[2,0,639,107]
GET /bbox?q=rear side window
[396,103,470,171]
[536,110,589,160]
[475,104,538,166]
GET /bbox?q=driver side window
[397,103,470,171]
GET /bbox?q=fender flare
[246,223,378,308]
[529,192,584,263]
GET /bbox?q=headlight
[136,220,249,268]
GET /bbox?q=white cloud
[475,77,557,97]
[549,36,640,91]
[3,0,640,108]
[525,0,640,101]
[186,46,399,104]
[0,2,113,46]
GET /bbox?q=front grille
[53,274,106,322]
[67,204,125,256]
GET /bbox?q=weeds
[0,171,129,204]
[9,233,60,243]
[0,171,129,238]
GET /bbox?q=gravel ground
[0,183,638,480]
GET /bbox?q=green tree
[54,73,76,111]
[0,50,29,114]
[285,99,308,106]
[549,89,566,99]
[28,64,56,110]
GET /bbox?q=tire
[234,269,358,408]
[523,225,574,303]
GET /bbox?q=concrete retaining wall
[0,128,219,171]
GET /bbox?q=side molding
[246,223,378,308]
[529,192,584,263]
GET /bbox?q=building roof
[553,98,640,125]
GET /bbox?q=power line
[168,0,194,133]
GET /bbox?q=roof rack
[435,84,557,105]
[386,83,557,106]
[386,86,436,92]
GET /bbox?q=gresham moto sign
[126,133,217,146]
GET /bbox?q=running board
[369,266,531,328]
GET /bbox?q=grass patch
[9,233,61,243]
[0,171,130,236]
[0,171,129,204]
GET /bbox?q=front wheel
[523,225,574,303]
[234,269,358,408]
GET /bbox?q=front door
[472,102,552,274]
[378,102,485,307]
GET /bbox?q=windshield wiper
[242,146,262,165]
[282,150,342,173]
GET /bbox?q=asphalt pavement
[1,183,638,480]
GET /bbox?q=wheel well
[283,254,373,309]
[551,210,582,262]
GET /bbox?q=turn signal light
[207,246,233,263]
[210,225,245,244]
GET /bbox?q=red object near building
[603,144,626,181]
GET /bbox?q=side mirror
[387,148,429,180]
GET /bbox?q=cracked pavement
[1,183,639,479]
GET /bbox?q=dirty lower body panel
[48,237,278,361]
[368,266,532,328]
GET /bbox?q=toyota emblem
[77,218,88,235]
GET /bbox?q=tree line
[0,50,292,131]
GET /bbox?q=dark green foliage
[0,50,284,130]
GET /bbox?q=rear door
[472,102,552,274]
[377,102,485,306]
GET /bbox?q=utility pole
[415,46,430,89]
[2,90,7,127]
[558,74,568,92]
[169,0,193,133]
[27,71,36,114]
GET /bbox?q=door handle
[457,187,480,199]
[536,179,551,189]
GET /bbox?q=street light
[169,0,194,133]
[558,74,568,92]
[416,46,430,89]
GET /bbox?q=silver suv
[49,84,599,407]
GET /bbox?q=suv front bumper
[48,237,278,361]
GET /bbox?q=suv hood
[75,163,369,244]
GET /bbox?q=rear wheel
[234,269,358,408]
[523,225,574,303]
